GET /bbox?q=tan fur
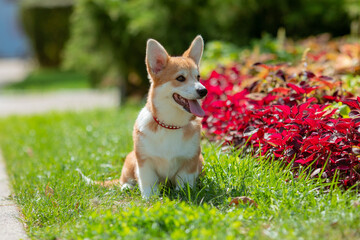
[146,89,157,118]
[145,118,158,132]
[135,150,146,168]
[119,151,137,184]
[133,125,146,167]
[98,179,121,187]
[183,118,201,140]
[153,57,198,87]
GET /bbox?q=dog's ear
[183,35,204,66]
[146,39,169,76]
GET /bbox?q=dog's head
[146,36,207,118]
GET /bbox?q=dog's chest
[140,128,199,177]
[142,128,198,159]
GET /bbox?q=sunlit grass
[0,106,359,239]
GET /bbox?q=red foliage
[201,64,360,188]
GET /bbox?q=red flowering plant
[201,50,360,188]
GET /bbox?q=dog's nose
[196,88,208,98]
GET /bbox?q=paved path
[0,59,30,86]
[0,59,119,117]
[0,150,28,240]
[0,89,119,117]
[0,59,30,239]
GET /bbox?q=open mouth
[172,93,205,117]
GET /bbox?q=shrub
[64,0,352,96]
[201,37,360,188]
[20,0,73,67]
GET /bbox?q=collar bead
[153,116,182,130]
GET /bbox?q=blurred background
[0,0,359,115]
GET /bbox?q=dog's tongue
[189,99,205,117]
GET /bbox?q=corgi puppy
[79,36,207,199]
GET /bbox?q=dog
[78,35,207,199]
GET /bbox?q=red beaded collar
[153,116,182,130]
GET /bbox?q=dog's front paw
[175,172,197,190]
[141,186,159,199]
[121,183,134,191]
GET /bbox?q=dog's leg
[137,162,159,199]
[120,151,137,190]
[175,154,203,190]
[175,171,198,190]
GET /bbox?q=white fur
[137,160,160,198]
[137,107,199,170]
[121,183,134,191]
[76,168,95,185]
[135,107,200,198]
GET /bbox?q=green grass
[0,106,359,239]
[2,69,90,92]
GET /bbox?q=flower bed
[201,37,360,188]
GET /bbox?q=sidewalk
[0,59,30,86]
[0,58,119,117]
[0,89,119,117]
[0,151,28,240]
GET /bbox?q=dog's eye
[197,75,200,81]
[176,75,186,82]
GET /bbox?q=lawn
[2,69,90,92]
[0,106,359,239]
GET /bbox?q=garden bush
[201,36,360,188]
[20,0,74,67]
[64,0,352,96]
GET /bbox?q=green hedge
[64,0,352,96]
[20,1,73,67]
